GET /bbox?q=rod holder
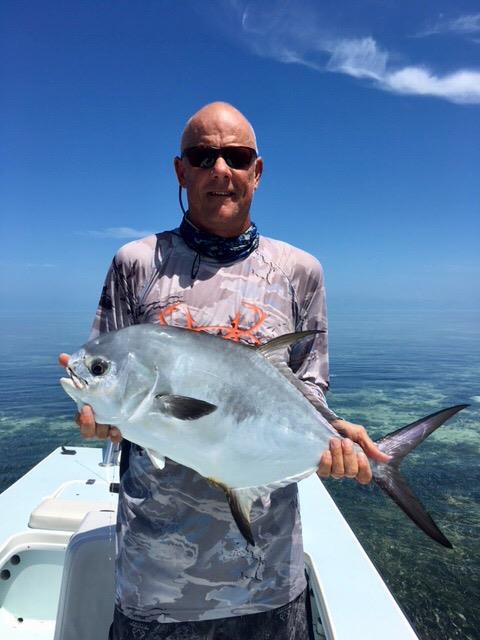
[99,440,121,467]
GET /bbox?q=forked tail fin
[372,404,469,548]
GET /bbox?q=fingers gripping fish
[60,324,467,548]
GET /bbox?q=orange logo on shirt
[158,302,267,345]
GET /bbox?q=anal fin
[226,488,257,546]
[220,470,318,547]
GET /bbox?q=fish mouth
[61,367,88,391]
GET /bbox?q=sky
[1,0,479,314]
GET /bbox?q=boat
[0,442,420,639]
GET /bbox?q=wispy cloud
[326,37,480,104]
[223,2,480,105]
[325,37,388,81]
[26,263,56,268]
[86,227,154,239]
[0,261,56,269]
[419,13,480,37]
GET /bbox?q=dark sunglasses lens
[184,148,218,168]
[183,147,256,169]
[223,148,256,169]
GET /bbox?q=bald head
[181,102,257,152]
[174,101,263,237]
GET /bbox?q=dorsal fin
[258,330,324,359]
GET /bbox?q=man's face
[174,109,263,237]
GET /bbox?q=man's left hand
[317,419,391,485]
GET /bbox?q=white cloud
[384,67,480,104]
[87,227,154,239]
[326,37,387,80]
[420,13,480,36]
[325,38,480,104]
[230,4,480,105]
[450,13,480,33]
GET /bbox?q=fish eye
[89,358,110,376]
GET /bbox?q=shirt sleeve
[289,258,339,424]
[89,251,142,339]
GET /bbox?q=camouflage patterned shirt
[91,229,338,623]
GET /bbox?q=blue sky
[1,0,479,313]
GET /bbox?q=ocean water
[0,308,479,639]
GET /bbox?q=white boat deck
[299,475,418,639]
[0,447,118,639]
[0,446,419,639]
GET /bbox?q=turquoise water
[0,309,479,639]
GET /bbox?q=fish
[60,324,468,548]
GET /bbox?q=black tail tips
[373,404,469,548]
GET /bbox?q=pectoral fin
[155,395,217,421]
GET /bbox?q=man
[60,102,389,639]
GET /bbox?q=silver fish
[60,324,467,547]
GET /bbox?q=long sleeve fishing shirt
[90,229,338,623]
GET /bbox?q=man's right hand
[58,353,122,443]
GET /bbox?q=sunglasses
[181,146,257,170]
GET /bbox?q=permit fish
[60,324,467,547]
